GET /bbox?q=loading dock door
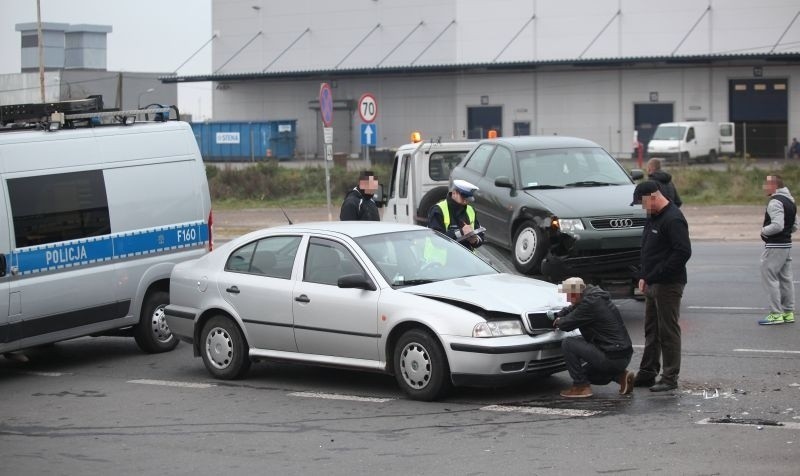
[729,79,788,158]
[468,106,502,139]
[634,103,673,153]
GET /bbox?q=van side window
[686,127,695,141]
[464,144,494,174]
[428,151,467,181]
[8,170,111,248]
[399,153,411,199]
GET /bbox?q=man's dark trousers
[562,337,630,385]
[639,283,684,385]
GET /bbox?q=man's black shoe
[649,382,678,392]
[633,373,655,387]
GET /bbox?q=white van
[0,100,211,355]
[383,138,476,225]
[647,121,735,162]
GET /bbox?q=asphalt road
[1,242,799,475]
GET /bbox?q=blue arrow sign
[361,123,377,146]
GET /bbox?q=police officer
[427,179,485,251]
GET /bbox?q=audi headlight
[557,218,584,232]
[472,320,524,337]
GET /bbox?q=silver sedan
[165,222,569,401]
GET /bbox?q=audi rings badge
[608,218,634,228]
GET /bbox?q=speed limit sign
[358,93,377,123]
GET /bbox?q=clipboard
[457,226,486,242]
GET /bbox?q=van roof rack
[0,96,180,132]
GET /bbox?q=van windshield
[517,147,632,188]
[652,126,686,141]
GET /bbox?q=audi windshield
[518,147,633,189]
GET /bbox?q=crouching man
[549,277,635,398]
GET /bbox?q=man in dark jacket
[427,179,485,251]
[630,181,692,392]
[550,277,634,398]
[340,170,380,221]
[647,158,682,208]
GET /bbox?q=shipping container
[190,121,297,161]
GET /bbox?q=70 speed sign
[358,93,378,123]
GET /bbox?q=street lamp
[137,88,155,108]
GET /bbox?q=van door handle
[226,286,240,294]
[405,204,409,215]
[294,294,310,303]
[393,204,396,215]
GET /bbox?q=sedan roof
[263,221,424,238]
[481,136,601,150]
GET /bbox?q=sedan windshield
[652,126,686,141]
[517,147,632,188]
[356,229,497,287]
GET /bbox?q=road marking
[288,391,394,403]
[20,371,67,377]
[481,405,600,417]
[733,348,800,355]
[697,418,800,430]
[688,306,764,311]
[128,379,215,389]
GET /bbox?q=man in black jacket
[550,277,634,398]
[647,158,682,208]
[630,181,692,392]
[340,170,380,221]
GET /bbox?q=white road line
[688,306,764,311]
[733,348,800,355]
[127,379,216,389]
[697,418,800,430]
[20,371,67,377]
[288,391,394,403]
[481,405,601,417]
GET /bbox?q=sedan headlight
[557,218,584,232]
[472,320,524,337]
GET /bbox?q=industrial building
[164,0,800,160]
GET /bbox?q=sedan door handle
[294,294,310,303]
[226,286,240,294]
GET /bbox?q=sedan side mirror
[495,176,514,189]
[338,274,377,291]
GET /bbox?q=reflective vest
[436,200,476,229]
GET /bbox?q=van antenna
[280,207,293,225]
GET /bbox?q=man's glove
[546,310,558,321]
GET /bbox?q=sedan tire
[200,315,251,380]
[512,220,546,275]
[393,329,451,401]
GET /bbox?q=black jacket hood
[649,170,673,184]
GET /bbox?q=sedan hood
[524,185,636,217]
[400,273,566,314]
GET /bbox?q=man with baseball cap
[427,179,485,251]
[548,276,634,398]
[630,180,691,392]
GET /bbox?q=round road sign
[358,93,378,123]
[319,83,333,127]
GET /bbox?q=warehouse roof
[160,52,800,83]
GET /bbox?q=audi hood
[399,273,567,314]
[524,185,640,217]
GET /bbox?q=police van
[0,98,212,355]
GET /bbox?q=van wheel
[416,186,449,226]
[393,329,451,401]
[512,220,546,275]
[708,150,717,163]
[200,316,251,380]
[134,290,179,353]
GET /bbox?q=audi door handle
[294,294,310,303]
[226,286,240,294]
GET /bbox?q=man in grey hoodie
[759,175,797,325]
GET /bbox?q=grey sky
[0,0,213,119]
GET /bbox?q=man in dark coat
[550,277,634,398]
[630,181,692,392]
[647,158,682,208]
[340,170,380,221]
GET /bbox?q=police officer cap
[558,277,586,294]
[452,179,479,202]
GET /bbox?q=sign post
[320,83,334,220]
[358,93,377,166]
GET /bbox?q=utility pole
[36,0,45,103]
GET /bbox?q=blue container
[191,121,297,161]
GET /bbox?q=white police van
[0,98,212,355]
